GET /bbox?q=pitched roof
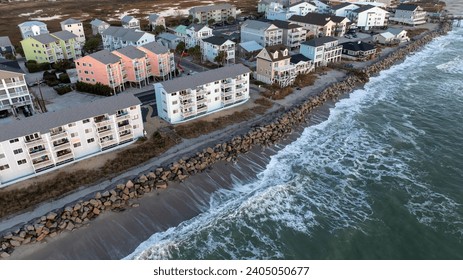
[271,19,302,29]
[114,45,146,59]
[331,3,356,10]
[396,4,419,11]
[158,64,251,93]
[290,13,348,25]
[90,19,108,27]
[290,53,311,64]
[241,20,274,31]
[18,21,47,28]
[29,33,58,44]
[261,44,290,62]
[239,41,263,52]
[202,36,232,46]
[0,58,23,75]
[175,25,188,34]
[60,18,82,25]
[353,5,383,14]
[0,93,141,143]
[187,24,209,32]
[0,36,13,47]
[86,49,121,64]
[301,36,338,47]
[386,28,406,36]
[378,32,394,39]
[189,3,234,13]
[102,26,148,42]
[52,30,77,41]
[340,41,376,52]
[289,1,316,8]
[148,14,161,22]
[157,32,181,41]
[139,41,169,54]
[121,15,137,23]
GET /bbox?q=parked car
[344,34,352,39]
[0,110,8,118]
[296,87,301,91]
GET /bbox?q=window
[17,159,27,165]
[214,81,219,84]
[215,97,219,101]
[132,115,139,120]
[85,128,92,134]
[13,148,23,155]
[0,153,5,159]
[0,164,9,171]
[172,100,178,105]
[214,88,219,93]
[83,119,90,124]
[83,63,87,66]
[73,142,82,148]
[171,92,177,96]
[9,138,19,143]
[87,138,95,144]
[130,106,137,110]
[133,125,139,129]
[71,132,78,138]
[68,123,76,127]
[84,70,89,74]
[173,109,178,114]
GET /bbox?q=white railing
[0,81,26,88]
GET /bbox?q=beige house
[289,12,350,37]
[255,44,296,87]
[189,3,237,24]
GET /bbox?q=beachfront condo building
[76,50,126,94]
[389,4,427,25]
[201,36,236,65]
[350,5,389,31]
[289,13,350,37]
[0,93,144,187]
[18,21,49,39]
[189,4,237,24]
[255,44,298,87]
[240,20,283,47]
[137,42,176,81]
[20,31,82,64]
[90,19,110,36]
[113,46,150,88]
[102,26,155,51]
[60,18,86,46]
[0,60,33,118]
[271,20,307,50]
[154,64,251,124]
[300,37,342,67]
[185,24,213,49]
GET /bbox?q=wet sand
[9,102,333,259]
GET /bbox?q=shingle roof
[157,32,181,41]
[353,5,382,14]
[148,14,161,22]
[202,36,232,46]
[139,41,169,54]
[396,4,419,11]
[18,21,47,28]
[52,30,77,41]
[239,41,263,52]
[158,64,250,93]
[261,44,290,62]
[271,20,302,29]
[175,25,188,35]
[86,49,121,64]
[0,36,13,47]
[102,26,148,42]
[114,45,146,59]
[290,13,348,25]
[0,93,141,142]
[289,1,316,8]
[60,18,82,25]
[0,58,24,74]
[331,3,356,10]
[241,20,274,31]
[189,3,234,14]
[188,24,209,32]
[29,33,58,44]
[301,36,338,47]
[386,28,406,36]
[341,41,376,52]
[90,19,108,27]
[290,53,311,64]
[121,15,136,23]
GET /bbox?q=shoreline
[0,21,453,259]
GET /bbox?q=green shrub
[59,73,71,83]
[76,81,112,96]
[54,85,73,95]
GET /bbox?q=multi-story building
[311,0,332,14]
[189,3,237,24]
[290,53,314,76]
[258,0,301,13]
[0,93,144,187]
[148,14,166,31]
[138,42,176,81]
[121,15,140,30]
[75,50,125,94]
[185,24,213,49]
[102,26,155,51]
[113,46,150,88]
[154,64,251,124]
[340,41,377,59]
[288,1,318,16]
[0,60,33,118]
[265,2,295,21]
[389,4,426,25]
[351,5,389,30]
[157,33,184,50]
[0,36,15,58]
[90,19,110,35]
[300,37,342,67]
[21,31,81,63]
[60,18,86,46]
[52,31,82,60]
[332,3,360,17]
[271,20,307,50]
[373,28,409,44]
[201,36,235,64]
[289,13,350,37]
[241,20,283,47]
[18,21,49,39]
[256,44,297,87]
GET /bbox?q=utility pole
[37,78,47,112]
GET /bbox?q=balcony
[29,147,48,158]
[97,128,114,138]
[25,137,44,146]
[8,90,29,97]
[117,124,131,132]
[197,105,207,114]
[100,139,118,148]
[0,81,26,89]
[32,157,53,170]
[196,96,207,106]
[179,91,195,101]
[53,140,71,151]
[116,113,130,121]
[56,150,74,163]
[94,116,112,127]
[182,110,195,118]
[222,98,235,105]
[235,78,246,85]
[50,129,67,140]
[119,131,133,142]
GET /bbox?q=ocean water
[126,27,463,260]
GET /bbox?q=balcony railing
[97,128,114,138]
[119,133,133,142]
[117,124,132,132]
[33,159,52,169]
[197,105,207,113]
[53,141,71,151]
[182,110,195,118]
[0,81,26,88]
[94,118,112,127]
[25,137,43,146]
[29,148,48,158]
[100,139,118,148]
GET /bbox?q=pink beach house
[113,46,150,88]
[75,50,125,94]
[137,42,176,81]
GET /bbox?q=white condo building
[60,18,86,46]
[154,64,251,124]
[0,94,144,187]
[300,37,342,67]
[0,60,34,117]
[102,26,156,51]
